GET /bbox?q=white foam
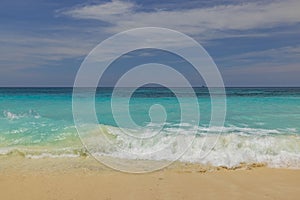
[25,153,79,159]
[0,147,83,159]
[86,125,300,169]
[2,110,41,120]
[3,111,21,120]
[1,124,299,169]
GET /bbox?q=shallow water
[0,87,299,168]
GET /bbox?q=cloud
[62,0,136,20]
[0,33,96,70]
[218,46,300,86]
[222,63,300,86]
[60,0,300,38]
[218,46,300,67]
[1,0,299,86]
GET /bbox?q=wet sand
[0,157,299,200]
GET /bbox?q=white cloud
[63,0,135,20]
[0,33,97,70]
[219,46,300,86]
[219,46,300,67]
[222,63,300,86]
[61,0,300,38]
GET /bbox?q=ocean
[0,87,300,169]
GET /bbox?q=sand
[0,156,299,200]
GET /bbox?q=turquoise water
[0,87,300,168]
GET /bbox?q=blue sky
[0,0,300,86]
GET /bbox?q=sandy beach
[1,0,300,199]
[0,156,299,200]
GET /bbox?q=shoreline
[0,154,269,173]
[0,156,300,199]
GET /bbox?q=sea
[0,87,300,168]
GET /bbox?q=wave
[84,125,300,169]
[1,124,299,169]
[3,110,40,120]
[0,147,88,159]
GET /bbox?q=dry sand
[0,156,299,200]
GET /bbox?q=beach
[2,0,300,199]
[0,156,300,200]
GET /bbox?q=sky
[0,0,300,87]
